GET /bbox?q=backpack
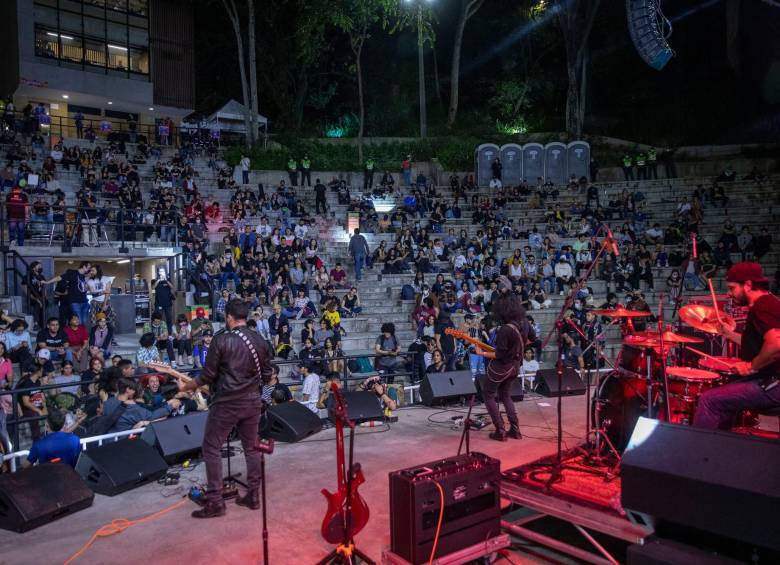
[357,357,374,373]
[401,284,415,300]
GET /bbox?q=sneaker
[489,431,507,442]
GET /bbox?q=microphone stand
[457,393,476,456]
[256,401,275,565]
[529,224,615,489]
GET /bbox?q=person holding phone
[152,270,176,333]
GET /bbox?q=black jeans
[155,305,173,333]
[202,396,264,504]
[483,373,519,432]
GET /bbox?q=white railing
[2,427,147,473]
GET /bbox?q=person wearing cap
[694,262,780,429]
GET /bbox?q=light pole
[406,0,431,138]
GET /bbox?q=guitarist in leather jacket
[176,299,273,518]
[475,292,528,441]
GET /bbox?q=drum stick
[687,347,732,368]
[707,278,723,324]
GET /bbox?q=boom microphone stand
[528,225,616,489]
[255,422,275,565]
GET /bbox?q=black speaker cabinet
[329,391,384,424]
[141,411,208,463]
[476,374,524,401]
[535,368,586,397]
[0,463,94,532]
[627,537,746,565]
[622,417,780,551]
[76,439,168,496]
[260,401,323,442]
[419,370,477,406]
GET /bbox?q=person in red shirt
[63,314,89,372]
[5,185,28,246]
[329,262,349,289]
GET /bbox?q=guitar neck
[148,362,193,383]
[444,329,495,352]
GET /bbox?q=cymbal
[591,307,651,318]
[679,304,737,335]
[658,330,704,344]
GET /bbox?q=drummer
[693,262,780,429]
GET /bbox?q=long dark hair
[491,293,527,326]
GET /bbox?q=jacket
[195,326,273,403]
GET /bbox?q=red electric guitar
[320,382,370,547]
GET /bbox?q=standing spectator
[286,157,298,186]
[348,228,370,282]
[401,155,412,186]
[240,154,251,185]
[5,184,28,246]
[61,262,91,327]
[491,157,503,182]
[621,154,634,181]
[589,157,599,182]
[152,271,176,332]
[314,179,327,214]
[434,311,457,371]
[87,265,114,326]
[299,362,321,413]
[364,157,375,189]
[299,154,312,187]
[74,111,84,139]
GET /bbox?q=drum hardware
[679,304,737,335]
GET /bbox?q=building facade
[0,0,194,137]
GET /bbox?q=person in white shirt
[239,155,251,184]
[554,258,574,295]
[294,221,308,239]
[299,362,321,413]
[252,307,271,341]
[521,348,540,389]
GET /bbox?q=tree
[332,0,387,163]
[447,0,484,129]
[555,0,600,137]
[220,0,258,147]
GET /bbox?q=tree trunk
[432,45,442,106]
[247,0,259,146]
[558,0,600,137]
[726,0,741,78]
[293,76,308,130]
[446,3,469,128]
[222,0,252,149]
[354,39,365,165]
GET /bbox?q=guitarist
[174,299,273,518]
[475,292,527,442]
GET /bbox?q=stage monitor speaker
[419,370,477,406]
[0,463,94,532]
[622,417,780,551]
[535,368,585,397]
[627,537,746,565]
[329,391,384,424]
[626,0,674,70]
[476,374,524,402]
[260,401,323,443]
[75,439,168,496]
[141,411,208,464]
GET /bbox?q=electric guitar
[147,362,207,407]
[320,382,370,544]
[444,328,495,353]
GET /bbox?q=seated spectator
[150,312,176,366]
[273,322,293,359]
[27,409,84,467]
[36,317,72,364]
[329,262,349,289]
[375,323,406,377]
[80,356,104,395]
[356,375,397,412]
[64,314,89,372]
[6,319,34,367]
[52,360,80,395]
[103,378,180,433]
[341,287,362,317]
[141,374,167,411]
[322,337,345,375]
[261,365,292,404]
[14,363,48,441]
[88,313,113,361]
[173,314,193,366]
[426,349,447,373]
[136,332,161,367]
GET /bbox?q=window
[84,38,106,68]
[32,0,149,77]
[128,46,148,74]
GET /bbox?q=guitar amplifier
[389,452,502,564]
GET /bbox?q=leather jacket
[195,326,273,403]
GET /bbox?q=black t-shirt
[741,293,780,377]
[435,319,455,355]
[37,328,68,349]
[154,280,174,307]
[62,269,88,304]
[16,377,45,409]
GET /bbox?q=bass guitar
[320,382,370,544]
[444,328,495,353]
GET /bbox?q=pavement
[0,393,592,565]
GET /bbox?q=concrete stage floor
[2,393,594,565]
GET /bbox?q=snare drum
[698,356,741,377]
[664,367,721,425]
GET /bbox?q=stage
[0,393,594,565]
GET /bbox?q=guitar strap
[232,327,264,384]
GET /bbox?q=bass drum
[592,372,662,452]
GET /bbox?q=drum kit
[590,302,749,453]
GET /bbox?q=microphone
[692,232,698,259]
